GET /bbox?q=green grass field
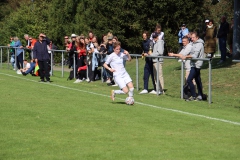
[0,57,240,160]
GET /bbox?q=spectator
[48,39,58,66]
[67,34,77,68]
[33,33,51,82]
[9,36,24,72]
[103,41,134,101]
[227,18,234,57]
[88,30,94,42]
[150,32,165,94]
[178,24,189,52]
[204,19,217,58]
[85,37,96,82]
[168,36,195,84]
[74,36,87,83]
[217,16,229,64]
[139,31,156,94]
[20,59,31,73]
[24,34,32,59]
[202,19,209,39]
[150,24,164,41]
[21,59,36,76]
[64,36,70,50]
[180,32,204,101]
[8,37,15,70]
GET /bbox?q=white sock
[115,90,125,94]
[128,88,134,97]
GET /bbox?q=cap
[205,19,209,23]
[182,24,186,27]
[152,32,158,39]
[107,35,113,40]
[71,34,77,38]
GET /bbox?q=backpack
[67,70,74,80]
[183,83,191,99]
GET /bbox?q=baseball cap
[205,19,209,23]
[182,24,186,27]
[152,32,158,39]
[71,34,77,38]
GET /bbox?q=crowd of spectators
[6,15,233,101]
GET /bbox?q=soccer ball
[125,97,134,105]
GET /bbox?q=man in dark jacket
[217,16,229,64]
[33,33,51,82]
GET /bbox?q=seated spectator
[20,59,31,73]
[21,59,36,76]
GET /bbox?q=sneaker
[82,78,86,81]
[139,89,148,94]
[46,81,51,83]
[106,79,111,83]
[86,78,90,82]
[217,60,224,64]
[74,79,82,83]
[39,79,45,83]
[185,96,196,101]
[196,95,202,101]
[112,84,118,87]
[111,90,115,101]
[149,90,157,94]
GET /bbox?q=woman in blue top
[10,37,24,71]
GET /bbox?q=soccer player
[103,41,134,101]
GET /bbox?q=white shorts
[114,72,132,89]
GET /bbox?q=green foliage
[0,0,234,54]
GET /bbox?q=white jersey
[105,52,129,77]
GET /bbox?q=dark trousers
[88,63,95,81]
[219,37,227,61]
[187,67,203,97]
[38,60,50,81]
[16,52,23,69]
[78,70,86,80]
[143,60,156,90]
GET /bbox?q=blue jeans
[187,67,203,97]
[218,37,227,61]
[25,62,36,74]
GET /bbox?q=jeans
[218,37,227,61]
[16,52,23,69]
[143,60,156,91]
[25,62,36,74]
[187,67,203,97]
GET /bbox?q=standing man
[178,24,189,52]
[139,31,156,94]
[168,36,193,82]
[180,32,204,101]
[150,32,165,94]
[24,34,32,59]
[33,33,51,82]
[217,16,229,64]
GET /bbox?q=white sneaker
[82,78,86,81]
[112,84,118,87]
[86,78,90,82]
[16,70,22,74]
[106,79,111,83]
[149,90,157,94]
[139,89,148,94]
[73,79,82,83]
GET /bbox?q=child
[103,41,134,101]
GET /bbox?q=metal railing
[130,54,212,104]
[0,46,212,104]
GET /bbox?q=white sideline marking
[1,73,240,126]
